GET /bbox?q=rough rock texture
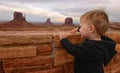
[14,11,26,21]
[0,61,4,73]
[64,17,76,26]
[0,11,33,27]
[64,17,73,24]
[0,31,120,73]
[45,18,53,24]
[65,17,73,24]
[109,22,120,30]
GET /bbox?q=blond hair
[80,9,109,35]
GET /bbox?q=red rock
[43,18,54,26]
[65,17,73,24]
[14,11,26,21]
[4,64,53,73]
[37,44,53,55]
[3,56,53,68]
[0,46,37,59]
[64,63,74,73]
[45,18,53,24]
[0,32,120,73]
[63,17,76,26]
[0,61,4,73]
[109,22,120,30]
[107,62,120,73]
[20,66,64,73]
[0,11,34,27]
[54,48,68,66]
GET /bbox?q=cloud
[107,4,120,22]
[0,2,66,23]
[0,0,120,23]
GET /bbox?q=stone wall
[0,32,120,73]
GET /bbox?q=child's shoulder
[78,39,96,48]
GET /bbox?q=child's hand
[59,27,79,40]
[59,33,68,40]
[70,28,78,34]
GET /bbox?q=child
[59,9,116,73]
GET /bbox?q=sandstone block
[23,66,64,73]
[3,56,53,68]
[109,62,120,73]
[37,44,53,55]
[0,61,4,73]
[54,48,68,66]
[106,33,120,44]
[66,54,74,63]
[49,67,64,73]
[116,44,120,53]
[54,35,61,48]
[0,46,36,59]
[4,64,53,73]
[114,54,120,63]
[64,63,74,73]
[0,35,52,45]
[54,48,74,67]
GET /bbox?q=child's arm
[59,28,86,57]
[59,36,85,58]
[59,27,78,40]
[70,27,78,34]
[60,38,84,58]
[59,33,68,40]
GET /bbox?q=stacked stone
[0,32,120,73]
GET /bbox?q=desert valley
[0,11,119,32]
[0,11,120,73]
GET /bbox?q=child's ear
[90,24,96,33]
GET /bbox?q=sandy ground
[0,26,119,36]
[0,29,119,36]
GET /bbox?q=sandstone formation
[43,18,54,26]
[64,17,73,24]
[109,22,120,30]
[45,18,53,24]
[14,11,26,21]
[0,11,33,27]
[63,17,76,26]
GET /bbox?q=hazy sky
[0,0,120,23]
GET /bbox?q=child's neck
[88,34,101,41]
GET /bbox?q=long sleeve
[60,38,104,61]
[60,38,85,58]
[60,37,116,73]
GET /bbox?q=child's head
[79,9,109,39]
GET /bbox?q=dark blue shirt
[60,36,116,73]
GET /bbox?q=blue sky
[0,0,120,24]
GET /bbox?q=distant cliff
[63,17,76,26]
[0,11,33,27]
[109,22,120,30]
